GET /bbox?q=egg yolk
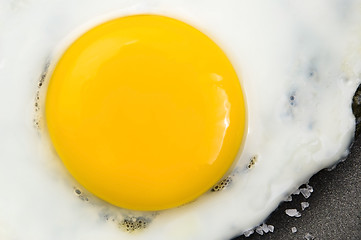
[45,15,246,211]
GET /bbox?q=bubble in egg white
[1,0,361,240]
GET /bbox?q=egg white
[1,0,361,240]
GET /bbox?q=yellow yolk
[45,15,246,211]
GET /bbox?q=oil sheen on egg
[1,1,361,240]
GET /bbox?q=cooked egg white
[1,0,361,240]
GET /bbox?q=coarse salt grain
[300,188,312,199]
[304,233,315,240]
[285,209,301,217]
[255,226,263,235]
[301,202,310,210]
[243,229,254,237]
[285,195,292,202]
[293,189,301,195]
[261,223,269,233]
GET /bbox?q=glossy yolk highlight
[45,15,246,211]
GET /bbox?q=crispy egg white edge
[1,0,361,240]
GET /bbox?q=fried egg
[1,0,361,240]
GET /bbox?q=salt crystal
[306,184,313,193]
[243,229,254,237]
[268,225,274,232]
[261,223,269,233]
[285,195,292,202]
[293,189,301,195]
[300,188,311,199]
[255,226,264,235]
[304,233,315,240]
[301,202,310,210]
[291,227,297,233]
[285,209,301,217]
